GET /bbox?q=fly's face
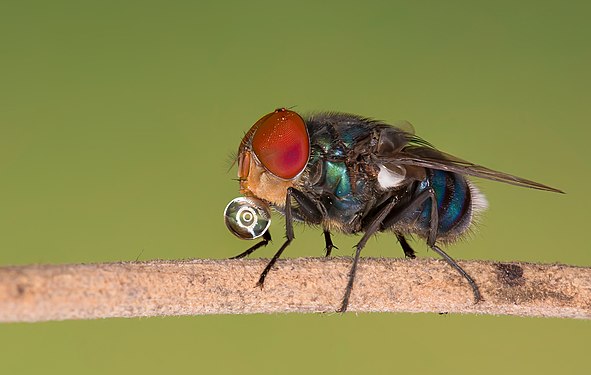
[237,108,310,207]
[224,108,311,241]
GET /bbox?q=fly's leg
[256,187,324,287]
[290,188,323,224]
[382,188,439,245]
[255,189,295,287]
[286,188,332,256]
[230,231,272,259]
[323,230,338,257]
[395,233,416,259]
[428,244,481,302]
[339,196,399,313]
[383,188,481,303]
[420,192,481,303]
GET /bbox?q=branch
[0,258,589,322]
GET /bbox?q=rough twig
[0,258,589,322]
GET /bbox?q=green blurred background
[1,0,589,373]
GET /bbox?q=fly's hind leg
[383,188,481,304]
[428,244,482,303]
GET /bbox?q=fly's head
[237,108,310,207]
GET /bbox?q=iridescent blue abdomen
[415,169,472,236]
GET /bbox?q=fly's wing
[377,131,564,193]
[391,120,415,135]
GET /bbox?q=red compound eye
[250,108,310,180]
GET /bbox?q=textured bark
[0,258,589,322]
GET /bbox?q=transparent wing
[377,133,563,193]
[391,120,415,135]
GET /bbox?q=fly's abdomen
[415,169,475,237]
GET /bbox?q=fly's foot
[323,230,338,257]
[324,243,338,257]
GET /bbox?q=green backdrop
[1,1,589,374]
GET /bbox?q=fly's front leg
[230,231,272,259]
[256,187,325,287]
[255,189,295,287]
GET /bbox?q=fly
[223,108,563,312]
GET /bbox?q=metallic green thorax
[324,161,351,198]
[295,114,381,229]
